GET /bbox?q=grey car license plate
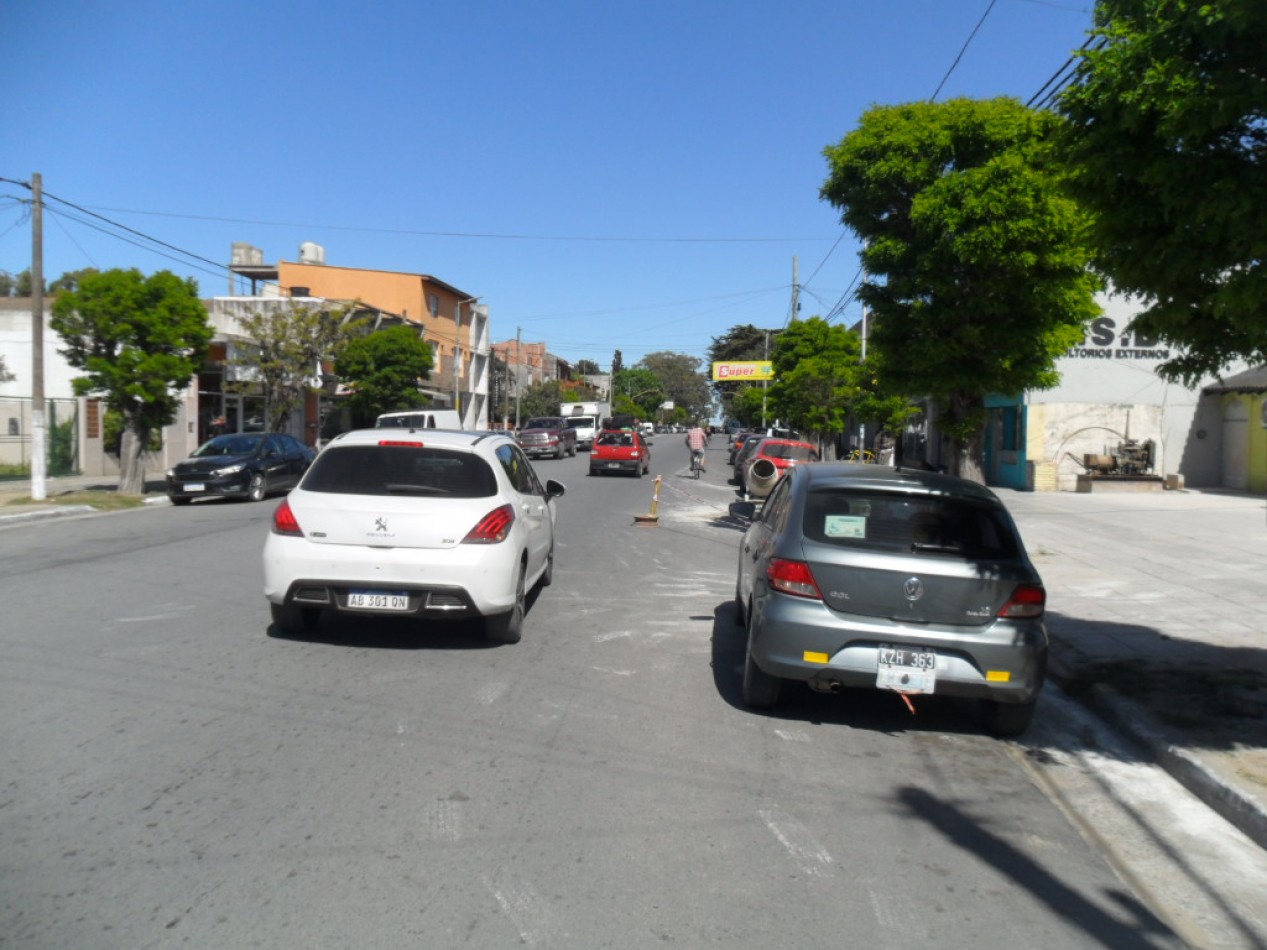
[876,643,937,693]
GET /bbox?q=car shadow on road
[709,603,994,737]
[266,589,546,650]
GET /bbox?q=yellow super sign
[711,361,774,382]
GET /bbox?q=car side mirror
[729,501,758,522]
[545,479,567,500]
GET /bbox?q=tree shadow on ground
[1044,609,1267,758]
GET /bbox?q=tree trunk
[117,426,147,496]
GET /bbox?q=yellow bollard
[634,475,662,525]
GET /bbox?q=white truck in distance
[559,401,610,450]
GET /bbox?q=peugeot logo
[375,518,388,532]
[903,577,924,602]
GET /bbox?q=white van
[375,410,462,430]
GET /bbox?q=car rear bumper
[262,534,522,616]
[749,592,1047,703]
[590,459,640,474]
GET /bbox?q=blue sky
[2,0,1094,370]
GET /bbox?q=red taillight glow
[463,503,515,544]
[272,499,303,537]
[766,558,823,600]
[999,584,1046,619]
[378,440,424,447]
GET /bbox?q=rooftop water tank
[299,242,326,265]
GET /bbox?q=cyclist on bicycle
[685,422,708,474]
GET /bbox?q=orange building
[228,243,489,431]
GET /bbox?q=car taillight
[999,584,1045,619]
[272,499,303,537]
[463,503,515,544]
[766,558,822,600]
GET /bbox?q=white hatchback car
[262,429,565,643]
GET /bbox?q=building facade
[977,293,1250,492]
[229,244,490,431]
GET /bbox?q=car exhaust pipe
[747,458,780,498]
[809,679,844,694]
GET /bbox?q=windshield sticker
[824,515,866,539]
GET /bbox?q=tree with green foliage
[767,318,863,438]
[611,367,664,418]
[0,354,14,383]
[574,359,601,375]
[1057,0,1267,385]
[821,97,1100,480]
[49,268,100,294]
[14,269,37,297]
[637,351,712,422]
[518,380,571,420]
[335,323,435,421]
[230,300,366,433]
[51,268,212,495]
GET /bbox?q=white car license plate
[347,590,410,611]
[184,483,205,492]
[876,643,936,693]
[606,462,623,468]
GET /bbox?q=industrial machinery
[1082,439,1156,477]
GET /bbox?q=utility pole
[30,173,46,501]
[761,328,769,431]
[514,326,522,430]
[790,256,799,323]
[858,305,868,457]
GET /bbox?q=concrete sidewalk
[3,472,1267,854]
[1001,485,1267,852]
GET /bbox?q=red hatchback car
[589,429,651,477]
[740,439,819,497]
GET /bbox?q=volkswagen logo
[903,577,924,602]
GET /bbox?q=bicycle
[690,450,704,479]
[847,448,876,463]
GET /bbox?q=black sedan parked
[166,433,315,505]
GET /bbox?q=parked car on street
[263,429,565,643]
[730,462,1047,737]
[739,438,820,497]
[589,428,651,477]
[730,434,768,478]
[167,432,315,505]
[728,431,762,465]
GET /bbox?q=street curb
[1049,656,1267,852]
[0,495,170,524]
[0,505,99,523]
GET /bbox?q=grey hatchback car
[731,463,1047,737]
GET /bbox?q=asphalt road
[0,443,1250,948]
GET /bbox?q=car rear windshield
[564,418,593,430]
[801,488,1020,559]
[597,432,636,446]
[301,445,498,498]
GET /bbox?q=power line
[84,204,832,245]
[931,0,999,102]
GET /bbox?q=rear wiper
[383,483,447,494]
[911,541,962,553]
